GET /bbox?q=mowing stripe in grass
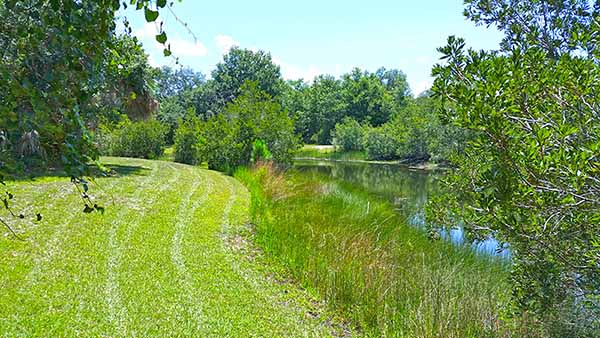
[1,158,340,337]
[114,163,207,335]
[170,164,213,332]
[106,161,161,334]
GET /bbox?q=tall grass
[236,163,518,337]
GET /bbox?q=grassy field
[236,163,521,337]
[295,145,367,161]
[0,158,344,337]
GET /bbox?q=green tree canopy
[202,82,299,172]
[212,47,283,106]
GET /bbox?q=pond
[293,159,511,258]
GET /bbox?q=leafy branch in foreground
[429,0,599,334]
[0,0,185,235]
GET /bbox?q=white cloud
[272,57,321,82]
[133,22,159,40]
[215,34,239,54]
[169,39,208,57]
[411,79,433,96]
[133,21,208,58]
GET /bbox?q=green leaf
[163,48,172,57]
[156,32,167,44]
[94,204,105,214]
[157,0,167,8]
[144,8,159,22]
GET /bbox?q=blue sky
[122,0,503,95]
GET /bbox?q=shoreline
[293,156,448,171]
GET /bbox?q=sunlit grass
[236,163,516,337]
[0,157,338,337]
[296,144,367,161]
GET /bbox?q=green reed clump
[236,163,519,337]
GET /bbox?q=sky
[121,0,503,96]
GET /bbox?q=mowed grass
[236,164,515,337]
[0,157,340,337]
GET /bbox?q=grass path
[0,158,339,337]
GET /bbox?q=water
[293,159,510,258]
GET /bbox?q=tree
[341,68,394,126]
[156,96,189,144]
[190,80,227,118]
[376,67,411,106]
[302,75,348,144]
[212,47,283,107]
[154,66,205,100]
[430,0,600,333]
[280,79,309,131]
[99,35,159,122]
[202,82,299,173]
[174,115,204,165]
[0,0,178,230]
[332,117,365,152]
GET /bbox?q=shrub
[386,113,429,162]
[363,127,398,160]
[250,139,272,164]
[107,120,167,159]
[202,81,299,172]
[157,97,188,144]
[174,116,204,165]
[332,117,365,151]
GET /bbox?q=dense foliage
[102,120,166,159]
[283,69,410,144]
[0,0,177,229]
[363,126,399,161]
[430,0,600,334]
[332,117,365,152]
[201,82,298,173]
[174,115,204,165]
[212,48,283,108]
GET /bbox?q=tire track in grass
[170,165,214,332]
[220,175,238,235]
[26,158,153,286]
[13,158,158,336]
[105,161,163,335]
[26,177,120,286]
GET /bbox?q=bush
[364,127,398,160]
[250,139,272,164]
[332,117,365,151]
[157,97,188,144]
[105,120,167,159]
[174,116,204,165]
[202,82,299,172]
[386,113,429,162]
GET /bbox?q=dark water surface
[293,159,510,258]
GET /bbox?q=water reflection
[293,159,510,258]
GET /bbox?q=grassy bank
[295,145,367,161]
[236,163,518,337]
[0,158,339,336]
[295,145,445,170]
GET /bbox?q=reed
[236,163,518,337]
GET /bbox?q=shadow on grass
[103,164,151,177]
[8,164,151,182]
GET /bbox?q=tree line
[1,1,598,335]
